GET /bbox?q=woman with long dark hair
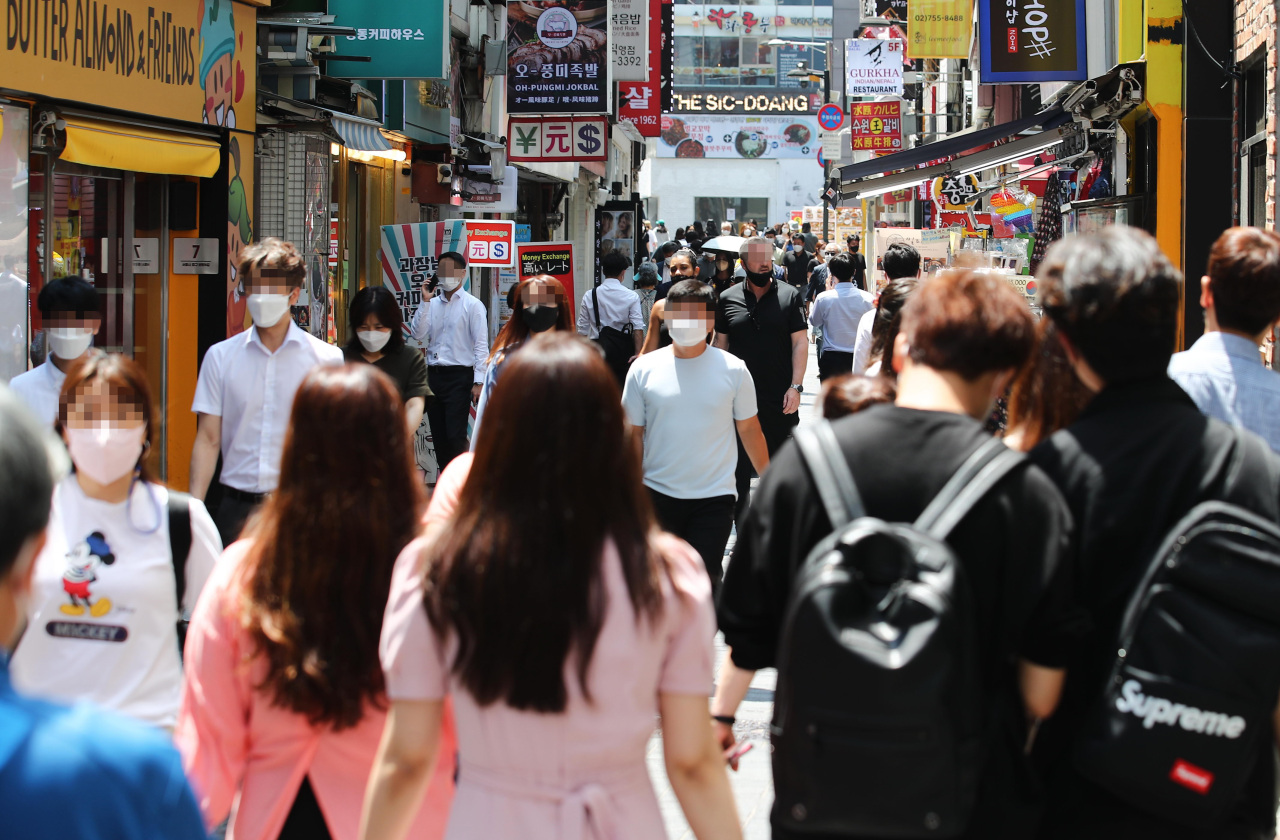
[362,333,741,840]
[865,275,919,378]
[1003,318,1093,451]
[177,365,455,840]
[343,286,430,432]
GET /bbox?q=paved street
[645,340,822,838]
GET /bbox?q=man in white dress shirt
[190,238,343,545]
[577,251,645,385]
[810,252,875,381]
[408,251,489,471]
[10,277,102,425]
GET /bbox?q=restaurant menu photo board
[657,114,819,159]
[508,1,610,114]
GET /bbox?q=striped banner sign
[378,220,468,349]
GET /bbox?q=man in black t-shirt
[715,270,1077,840]
[1029,226,1280,840]
[782,234,811,290]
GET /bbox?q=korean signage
[657,114,818,159]
[932,174,981,208]
[378,221,467,349]
[456,166,518,213]
[978,0,1087,82]
[861,0,908,22]
[518,242,577,319]
[329,0,449,79]
[508,2,609,114]
[845,39,905,96]
[2,0,256,130]
[908,0,973,59]
[849,101,902,151]
[676,6,833,38]
[670,89,815,115]
[464,220,516,268]
[508,117,608,162]
[610,0,648,81]
[619,81,661,136]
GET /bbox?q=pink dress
[382,520,715,839]
[176,541,456,840]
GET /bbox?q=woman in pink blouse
[361,333,741,840]
[177,365,455,840]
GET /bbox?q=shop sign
[845,39,904,97]
[618,81,661,136]
[508,117,608,162]
[675,6,833,37]
[328,0,448,79]
[378,220,467,349]
[932,173,981,208]
[463,220,516,268]
[657,114,818,159]
[596,205,638,276]
[861,0,908,23]
[610,0,647,81]
[670,89,815,115]
[508,3,609,114]
[908,0,972,59]
[172,237,218,274]
[456,166,518,213]
[2,0,256,130]
[848,101,902,151]
[977,0,1087,83]
[517,241,576,319]
[101,237,158,273]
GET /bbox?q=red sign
[508,117,609,162]
[464,220,516,268]
[849,101,902,151]
[617,0,663,137]
[517,241,577,320]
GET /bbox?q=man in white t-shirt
[9,277,102,425]
[622,279,770,586]
[190,238,343,545]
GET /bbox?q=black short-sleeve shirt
[343,342,431,401]
[715,279,806,422]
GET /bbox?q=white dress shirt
[577,277,645,339]
[408,289,489,383]
[9,355,68,425]
[852,308,877,374]
[191,322,343,494]
[810,283,875,355]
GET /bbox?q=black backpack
[1074,433,1280,826]
[590,280,634,385]
[774,420,1025,838]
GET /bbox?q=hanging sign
[517,241,577,319]
[845,39,905,96]
[329,0,450,79]
[456,166,519,213]
[508,3,609,114]
[508,117,609,162]
[610,0,649,81]
[848,101,902,151]
[977,0,1087,83]
[618,81,661,136]
[463,220,516,268]
[908,0,973,59]
[932,174,981,208]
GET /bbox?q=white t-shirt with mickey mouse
[11,476,221,729]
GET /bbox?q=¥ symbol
[515,125,539,154]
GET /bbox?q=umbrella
[698,235,746,255]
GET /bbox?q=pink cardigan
[176,541,455,840]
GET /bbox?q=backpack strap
[167,491,193,613]
[794,420,865,530]
[914,438,1026,540]
[592,277,603,330]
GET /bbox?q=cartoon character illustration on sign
[61,532,116,617]
[199,0,238,128]
[227,137,252,337]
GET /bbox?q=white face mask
[439,275,462,293]
[66,425,146,486]
[668,319,709,347]
[248,293,292,328]
[358,330,392,352]
[46,327,94,360]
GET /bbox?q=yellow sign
[3,0,256,131]
[908,0,972,60]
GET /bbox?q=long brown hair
[424,333,664,713]
[1005,319,1094,450]
[489,275,573,361]
[56,351,156,482]
[241,364,423,730]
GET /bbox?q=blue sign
[978,0,1087,83]
[515,224,532,244]
[817,103,844,132]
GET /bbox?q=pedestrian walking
[715,235,808,528]
[635,261,660,325]
[715,269,1074,839]
[805,244,839,308]
[648,219,670,254]
[811,252,876,381]
[178,364,455,840]
[1030,226,1280,840]
[847,234,867,289]
[343,286,430,432]
[361,333,741,840]
[408,251,489,472]
[190,238,343,545]
[800,222,818,253]
[853,243,920,374]
[1002,319,1092,452]
[11,354,220,729]
[9,276,101,425]
[577,251,645,386]
[0,385,208,840]
[1168,226,1280,451]
[819,373,895,419]
[642,249,702,353]
[624,280,769,587]
[782,234,812,291]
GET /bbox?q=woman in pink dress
[361,333,742,840]
[177,364,455,840]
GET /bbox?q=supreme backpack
[1074,432,1280,826]
[773,420,1025,838]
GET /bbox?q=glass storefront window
[0,104,30,383]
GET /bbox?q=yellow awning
[61,118,221,178]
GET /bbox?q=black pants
[427,365,474,472]
[213,485,265,547]
[649,489,736,588]
[818,350,854,382]
[734,410,797,529]
[278,777,333,840]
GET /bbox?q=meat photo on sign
[508,1,608,77]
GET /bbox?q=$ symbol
[578,125,602,154]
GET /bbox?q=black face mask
[523,304,559,333]
[745,268,773,287]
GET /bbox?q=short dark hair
[821,374,895,420]
[0,387,55,576]
[601,251,631,278]
[901,270,1035,380]
[802,222,812,232]
[347,286,405,354]
[1206,227,1280,336]
[659,241,680,259]
[828,252,855,282]
[1038,227,1181,384]
[438,251,467,272]
[240,237,307,289]
[37,277,100,318]
[666,280,715,309]
[882,243,921,280]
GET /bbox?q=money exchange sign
[507,117,609,162]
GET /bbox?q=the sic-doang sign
[977,0,1086,83]
[507,117,609,162]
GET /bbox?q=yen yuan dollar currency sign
[578,124,602,155]
[515,125,539,154]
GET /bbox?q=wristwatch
[789,383,804,394]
